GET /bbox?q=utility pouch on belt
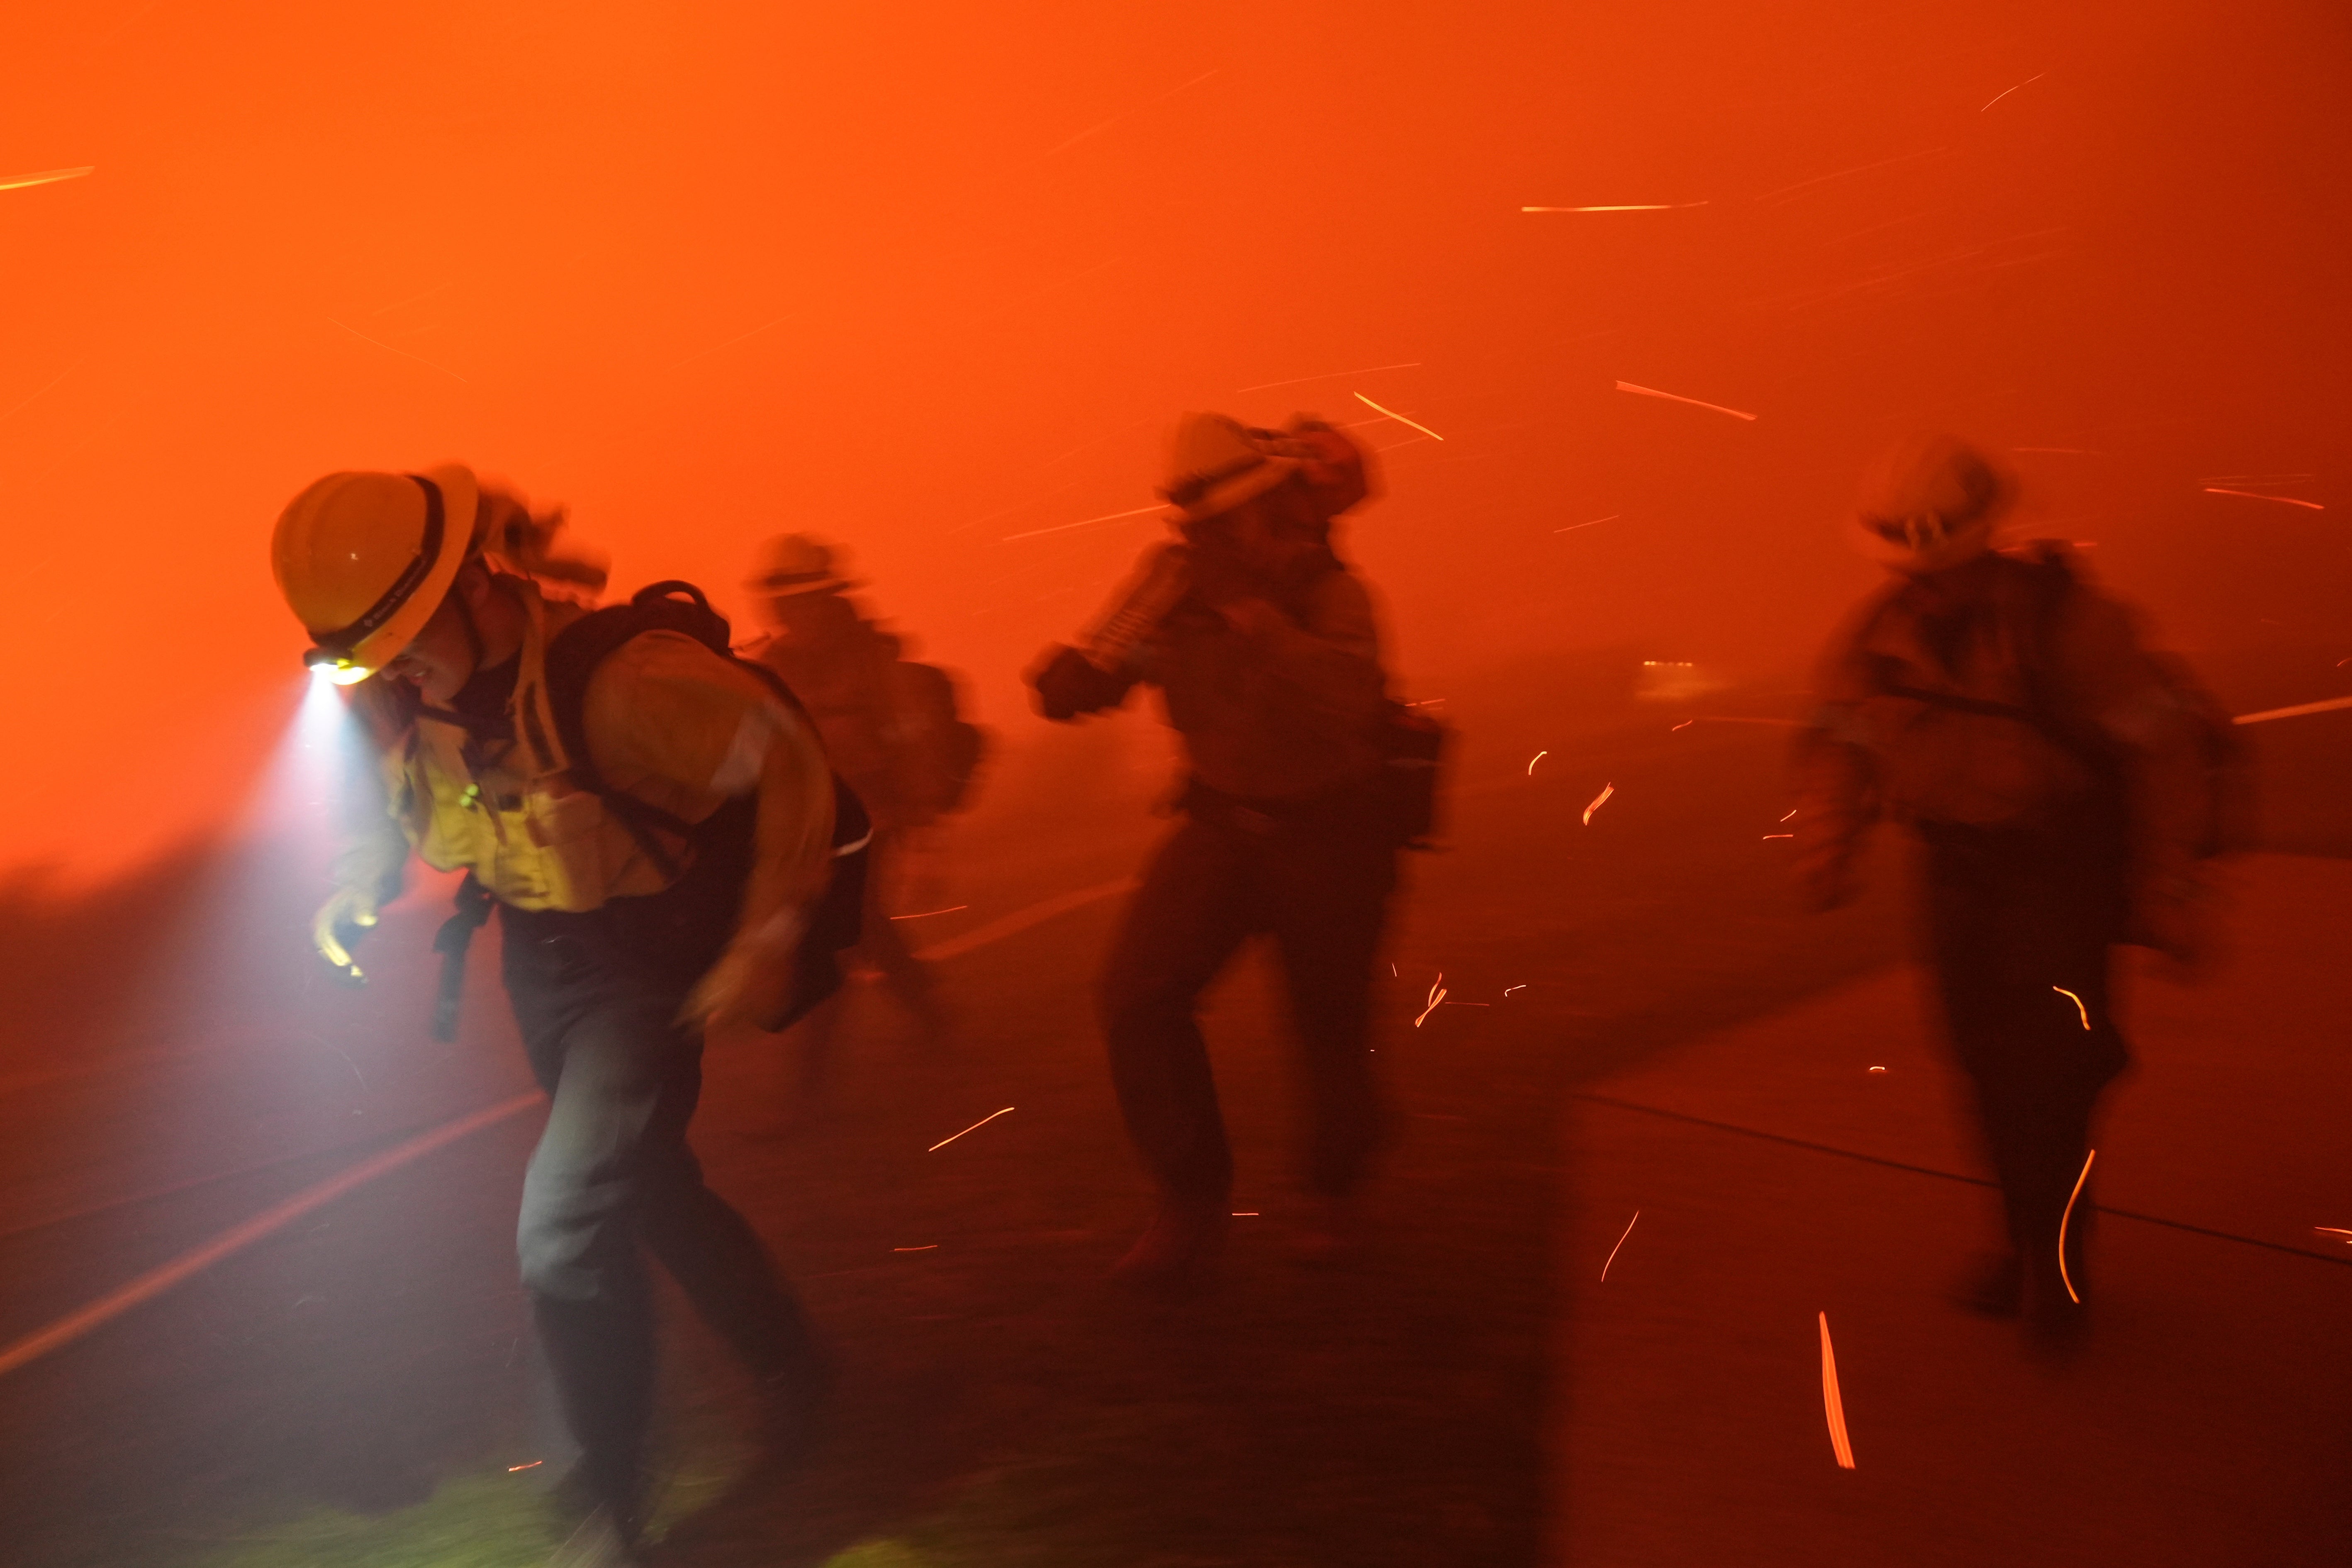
[431,872,495,1042]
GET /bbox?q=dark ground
[0,646,2344,1568]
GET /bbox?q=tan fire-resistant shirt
[1137,566,1391,802]
[1792,549,2209,942]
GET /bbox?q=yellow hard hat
[271,465,481,682]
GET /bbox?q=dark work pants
[1100,801,1399,1203]
[501,908,814,1515]
[1919,821,2130,1294]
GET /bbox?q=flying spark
[1819,1314,1858,1468]
[508,1461,544,1473]
[1582,783,1615,825]
[1527,750,1548,775]
[889,905,969,920]
[1234,362,1421,393]
[0,166,95,193]
[2234,695,2352,726]
[2201,487,2323,511]
[1231,1211,1261,1216]
[1413,973,1449,1028]
[2058,1149,2097,1303]
[1762,833,1794,840]
[1600,1210,1641,1281]
[1503,984,1525,995]
[1352,391,1445,442]
[1554,514,1619,532]
[2053,986,2091,1030]
[1980,73,2047,111]
[1780,809,1797,822]
[1001,503,1165,541]
[893,1244,939,1251]
[1614,380,1757,422]
[2314,1227,2352,1242]
[1868,1066,1887,1073]
[928,1107,1016,1152]
[1671,720,1695,731]
[1521,202,1708,212]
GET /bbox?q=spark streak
[1614,381,1757,422]
[1554,514,1618,532]
[1234,362,1421,393]
[927,1107,1015,1152]
[2053,986,2091,1030]
[2058,1149,2096,1303]
[2202,487,2324,511]
[1413,973,1449,1028]
[1001,503,1165,541]
[508,1461,544,1473]
[1352,391,1445,441]
[1818,1313,1858,1468]
[1527,750,1548,775]
[1980,73,2047,112]
[0,166,94,193]
[1600,1210,1640,1280]
[328,317,468,383]
[889,906,969,920]
[2234,695,2352,726]
[893,1244,939,1252]
[1582,783,1614,826]
[1762,833,1794,840]
[1521,202,1708,212]
[2315,1227,2352,1242]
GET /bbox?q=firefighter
[1027,412,1407,1284]
[272,467,835,1563]
[1793,434,2221,1349]
[746,535,984,1070]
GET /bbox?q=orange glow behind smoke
[0,1,2346,882]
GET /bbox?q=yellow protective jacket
[340,580,835,975]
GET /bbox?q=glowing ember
[0,166,95,193]
[2201,486,2323,511]
[2053,986,2091,1030]
[927,1107,1016,1152]
[1818,1313,1858,1469]
[1527,749,1548,775]
[1614,380,1757,422]
[1600,1210,1641,1281]
[1582,783,1615,825]
[1980,73,2046,111]
[2057,1149,2097,1303]
[1352,391,1445,442]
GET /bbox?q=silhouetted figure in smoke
[1794,435,2232,1350]
[1029,413,1425,1284]
[746,534,986,1086]
[272,469,846,1564]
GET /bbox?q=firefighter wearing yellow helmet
[271,465,837,1562]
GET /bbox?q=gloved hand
[683,910,808,1034]
[312,885,380,981]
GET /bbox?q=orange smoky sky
[0,0,2344,882]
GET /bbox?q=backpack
[1871,547,2251,859]
[538,579,872,1028]
[889,660,988,818]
